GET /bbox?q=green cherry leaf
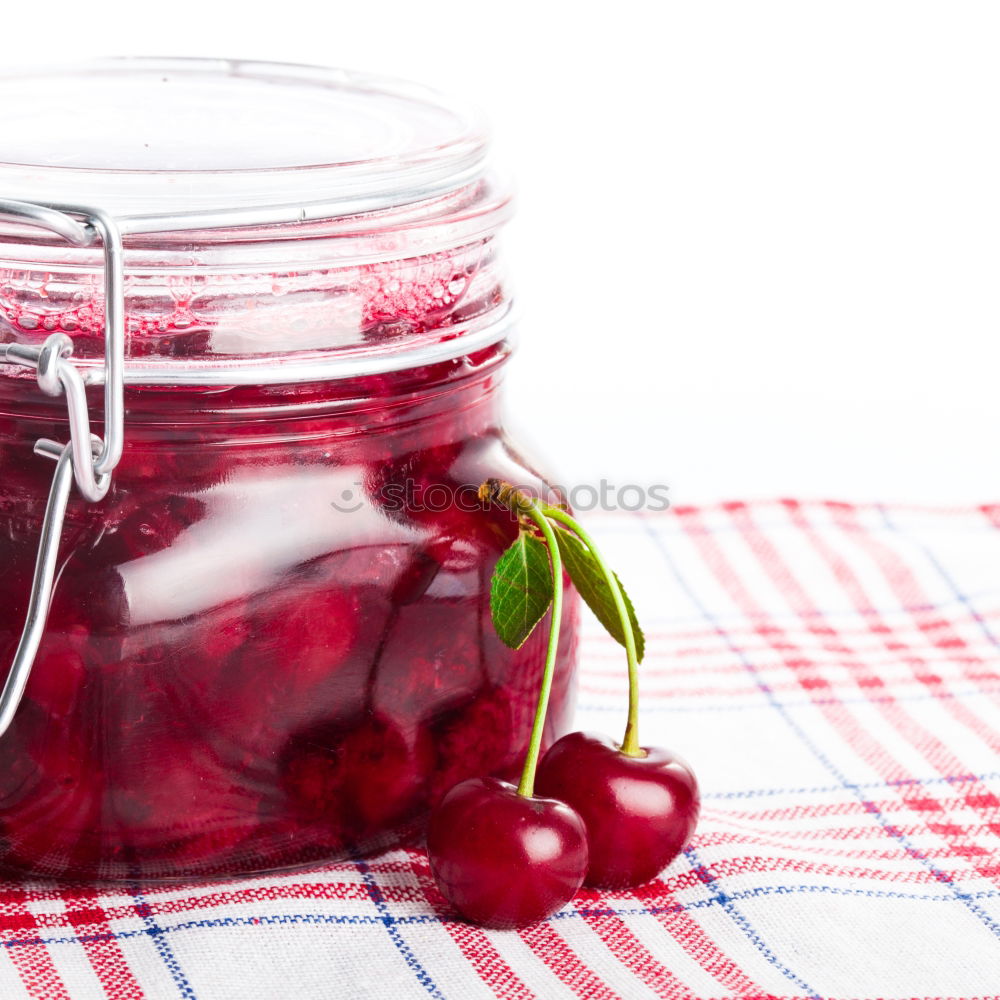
[489,531,555,649]
[553,525,646,662]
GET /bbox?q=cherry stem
[542,506,643,757]
[515,498,564,798]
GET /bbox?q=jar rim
[0,58,490,223]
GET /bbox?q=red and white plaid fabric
[3,500,1000,999]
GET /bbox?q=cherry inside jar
[0,59,579,880]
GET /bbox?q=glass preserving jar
[0,59,579,880]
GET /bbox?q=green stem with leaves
[516,499,563,798]
[542,506,643,757]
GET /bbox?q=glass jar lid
[0,58,513,386]
[0,58,489,221]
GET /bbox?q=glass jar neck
[0,340,510,450]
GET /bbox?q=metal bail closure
[0,200,125,738]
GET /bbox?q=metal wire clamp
[0,201,125,737]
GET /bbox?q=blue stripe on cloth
[878,504,1000,654]
[355,858,446,999]
[638,512,1000,944]
[7,881,1000,953]
[685,847,821,998]
[132,887,199,1000]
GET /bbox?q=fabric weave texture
[3,500,1000,999]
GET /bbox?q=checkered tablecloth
[4,500,1000,999]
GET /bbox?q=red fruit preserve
[0,59,578,880]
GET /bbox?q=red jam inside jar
[0,59,578,880]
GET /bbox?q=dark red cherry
[372,600,482,723]
[23,625,90,720]
[0,704,103,877]
[362,442,462,528]
[426,686,514,805]
[98,492,207,564]
[278,717,355,839]
[536,731,699,890]
[342,713,433,836]
[426,777,588,929]
[281,711,431,843]
[106,732,258,873]
[251,587,360,695]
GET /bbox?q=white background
[4,2,998,504]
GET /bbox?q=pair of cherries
[425,482,700,929]
[428,732,699,928]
